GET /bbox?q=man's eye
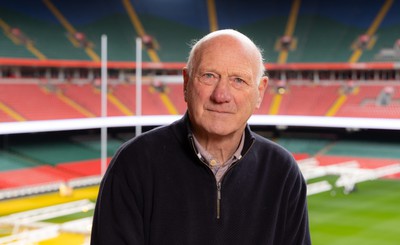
[233,77,245,84]
[199,73,218,84]
[203,73,216,79]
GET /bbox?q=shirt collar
[192,132,244,164]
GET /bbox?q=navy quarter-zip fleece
[91,114,311,245]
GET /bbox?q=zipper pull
[217,182,222,219]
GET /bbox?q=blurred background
[0,0,400,244]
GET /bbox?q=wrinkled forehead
[195,35,260,75]
[197,33,259,58]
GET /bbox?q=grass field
[0,178,399,244]
[308,177,400,245]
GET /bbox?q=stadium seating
[335,83,400,118]
[276,84,340,115]
[57,83,126,117]
[1,0,399,62]
[1,0,400,192]
[1,127,399,189]
[0,83,86,120]
[0,133,123,188]
[1,81,399,122]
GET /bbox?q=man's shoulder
[252,133,288,152]
[121,125,172,148]
[251,132,296,164]
[118,117,186,153]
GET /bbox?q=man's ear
[256,76,268,109]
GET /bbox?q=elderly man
[91,29,311,245]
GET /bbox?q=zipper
[188,134,255,220]
[214,139,255,220]
[216,182,222,219]
[189,135,223,219]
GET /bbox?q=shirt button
[210,159,218,166]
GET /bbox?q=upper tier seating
[1,0,399,62]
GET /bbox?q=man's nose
[210,78,232,103]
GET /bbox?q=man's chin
[203,124,237,137]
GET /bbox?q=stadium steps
[107,92,134,115]
[111,84,174,115]
[0,101,26,121]
[164,84,187,114]
[0,17,36,59]
[325,94,347,117]
[335,84,400,118]
[58,84,128,117]
[122,0,205,62]
[288,16,357,63]
[80,13,137,61]
[122,0,160,62]
[1,83,398,121]
[207,0,218,31]
[287,0,394,63]
[360,3,400,63]
[43,0,99,61]
[55,89,96,118]
[348,0,394,63]
[148,85,179,115]
[143,84,177,115]
[326,85,361,117]
[80,9,203,62]
[120,0,182,112]
[109,83,136,113]
[255,88,274,115]
[0,106,19,122]
[277,84,340,116]
[268,93,282,115]
[0,17,46,60]
[0,7,86,60]
[1,1,399,62]
[277,0,301,64]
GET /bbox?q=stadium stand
[0,0,399,62]
[1,81,399,122]
[0,0,398,122]
[56,83,124,117]
[0,0,399,198]
[1,2,399,244]
[0,150,40,172]
[1,128,399,190]
[0,83,86,120]
[0,132,124,189]
[0,104,18,121]
[275,83,340,116]
[335,83,400,118]
[0,4,87,60]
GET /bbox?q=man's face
[183,36,267,138]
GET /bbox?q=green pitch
[1,179,399,244]
[308,178,400,245]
